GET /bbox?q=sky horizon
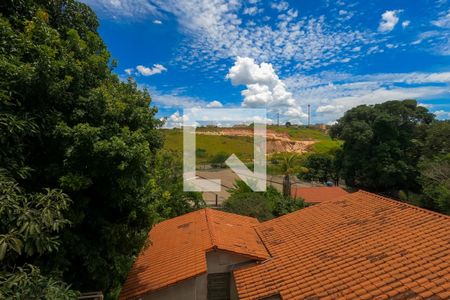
[82,0,450,127]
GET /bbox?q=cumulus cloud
[378,10,402,32]
[136,64,167,76]
[124,68,133,75]
[402,20,410,28]
[206,100,223,108]
[226,57,306,119]
[161,111,188,128]
[227,57,291,107]
[153,19,163,24]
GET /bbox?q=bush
[196,148,207,158]
[224,180,307,220]
[223,193,274,221]
[210,152,229,168]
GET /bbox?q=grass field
[163,129,254,163]
[162,126,342,164]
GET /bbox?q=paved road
[196,168,326,206]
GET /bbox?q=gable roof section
[234,191,450,300]
[119,208,268,300]
[292,186,349,203]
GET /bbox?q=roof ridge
[204,208,217,247]
[253,227,272,258]
[356,190,450,220]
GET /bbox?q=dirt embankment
[196,129,315,154]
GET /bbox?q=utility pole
[307,104,311,127]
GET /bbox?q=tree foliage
[417,121,450,214]
[224,180,306,220]
[0,0,198,297]
[330,100,434,191]
[0,264,78,300]
[419,155,450,214]
[298,153,336,183]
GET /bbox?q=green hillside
[162,126,341,163]
[163,129,255,162]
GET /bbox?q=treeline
[0,1,201,299]
[330,100,450,214]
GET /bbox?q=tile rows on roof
[291,186,349,203]
[234,191,450,300]
[119,208,268,299]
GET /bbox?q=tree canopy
[330,100,434,191]
[224,180,306,220]
[0,1,200,298]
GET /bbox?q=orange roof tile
[119,208,269,300]
[234,191,450,300]
[292,186,349,203]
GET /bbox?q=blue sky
[82,0,450,126]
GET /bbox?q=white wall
[141,250,255,300]
[142,274,207,300]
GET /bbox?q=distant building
[315,123,327,130]
[120,191,450,300]
[291,186,349,204]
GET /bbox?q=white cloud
[432,11,450,28]
[338,9,354,21]
[80,0,159,19]
[243,6,262,16]
[206,100,223,108]
[316,104,344,113]
[402,20,410,28]
[86,0,381,71]
[226,57,286,107]
[271,1,289,11]
[136,64,167,76]
[144,86,208,108]
[434,110,450,119]
[158,0,377,72]
[284,70,450,124]
[162,111,188,128]
[284,107,307,118]
[378,10,402,32]
[153,19,163,24]
[124,68,133,75]
[226,57,307,119]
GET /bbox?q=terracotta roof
[119,208,269,300]
[234,191,450,300]
[292,186,349,203]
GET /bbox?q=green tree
[210,151,229,168]
[422,120,450,159]
[280,154,299,197]
[419,155,450,214]
[223,193,274,221]
[299,153,335,183]
[149,150,205,221]
[330,100,434,191]
[0,174,76,298]
[0,1,197,297]
[224,180,306,220]
[416,121,450,214]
